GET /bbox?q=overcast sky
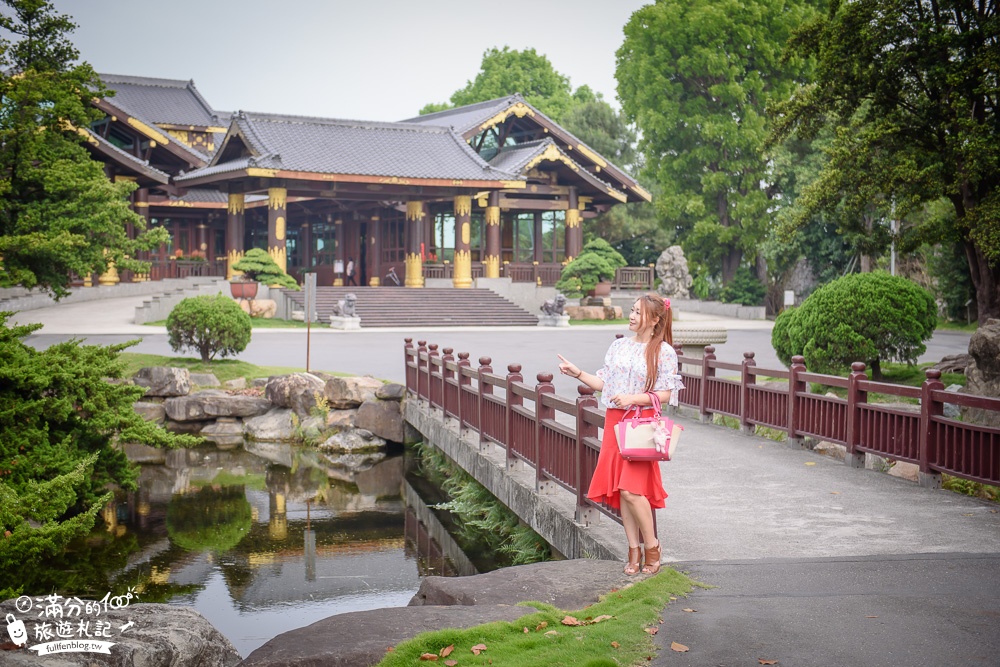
[47,0,649,123]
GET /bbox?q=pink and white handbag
[614,391,683,462]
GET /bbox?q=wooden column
[565,186,582,261]
[333,216,345,285]
[226,193,246,280]
[300,221,312,272]
[483,191,501,278]
[405,201,425,288]
[133,188,150,282]
[453,195,472,288]
[268,186,288,273]
[533,211,544,263]
[369,214,382,286]
[197,222,208,257]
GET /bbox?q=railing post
[535,372,556,493]
[457,351,471,432]
[919,369,945,489]
[505,363,523,469]
[845,362,867,468]
[477,356,493,449]
[427,344,440,410]
[787,355,806,447]
[575,385,600,525]
[699,345,716,423]
[441,347,455,418]
[740,352,756,434]
[404,338,414,395]
[417,340,428,401]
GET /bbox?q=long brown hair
[637,294,673,392]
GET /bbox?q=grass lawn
[375,568,695,667]
[118,352,331,383]
[144,318,312,329]
[934,319,979,332]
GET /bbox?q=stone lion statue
[331,293,357,317]
[541,293,567,316]
[655,246,693,300]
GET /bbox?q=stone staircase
[133,277,229,324]
[282,287,539,327]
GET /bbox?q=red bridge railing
[405,340,1000,524]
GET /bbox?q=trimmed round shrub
[167,294,252,362]
[771,272,937,379]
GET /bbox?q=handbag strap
[646,391,661,417]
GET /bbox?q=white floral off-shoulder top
[595,337,685,409]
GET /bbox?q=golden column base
[483,255,500,279]
[453,249,472,288]
[98,261,120,286]
[227,249,244,280]
[405,252,424,288]
[369,277,381,287]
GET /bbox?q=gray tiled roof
[402,94,644,196]
[159,189,266,205]
[489,137,618,194]
[82,128,170,184]
[177,111,522,183]
[99,73,221,128]
[401,96,517,135]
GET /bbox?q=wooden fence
[404,339,1000,526]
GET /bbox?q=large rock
[410,559,634,610]
[132,367,190,397]
[354,399,406,443]
[200,417,244,449]
[238,298,277,318]
[164,391,272,422]
[326,409,358,429]
[319,428,386,453]
[324,376,384,408]
[245,408,300,442]
[962,318,1000,428]
[266,373,326,417]
[132,401,165,424]
[189,372,221,387]
[655,245,693,300]
[374,383,406,400]
[241,560,634,667]
[240,606,531,667]
[0,600,240,667]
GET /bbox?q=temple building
[84,74,649,288]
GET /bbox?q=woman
[557,294,682,575]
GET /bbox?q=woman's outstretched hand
[557,354,580,379]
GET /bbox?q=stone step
[282,287,539,327]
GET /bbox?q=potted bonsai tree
[555,239,627,299]
[230,248,299,299]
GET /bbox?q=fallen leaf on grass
[592,615,613,623]
[523,627,529,633]
[535,621,548,631]
[670,641,689,652]
[561,616,582,626]
[440,645,454,657]
[644,627,659,635]
[470,644,487,655]
[758,660,779,665]
[545,631,558,636]
[444,661,457,667]
[419,654,438,661]
[611,641,620,649]
[682,608,697,613]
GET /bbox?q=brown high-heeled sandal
[641,542,661,575]
[624,546,642,575]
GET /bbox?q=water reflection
[21,442,474,658]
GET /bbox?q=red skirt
[587,407,668,510]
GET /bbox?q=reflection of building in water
[403,479,477,578]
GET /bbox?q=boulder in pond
[189,371,221,387]
[200,417,245,449]
[266,373,326,417]
[374,382,406,400]
[164,391,272,422]
[354,398,406,443]
[319,427,386,453]
[245,408,299,442]
[133,401,165,424]
[0,599,241,667]
[324,376,383,409]
[133,366,190,397]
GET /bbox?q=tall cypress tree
[0,0,168,297]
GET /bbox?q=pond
[19,442,479,658]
